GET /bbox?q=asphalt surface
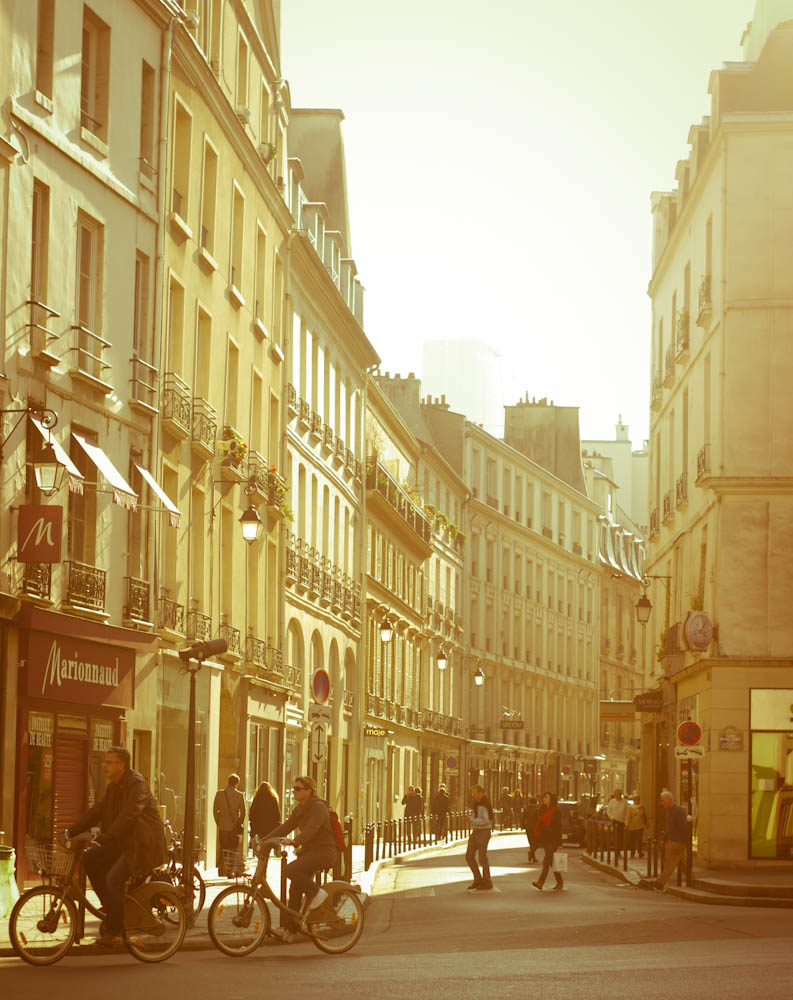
[2,834,791,1000]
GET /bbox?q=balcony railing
[25,298,61,363]
[191,397,217,455]
[663,345,675,387]
[123,577,150,622]
[333,436,345,465]
[697,275,712,327]
[21,562,51,601]
[676,472,688,507]
[322,423,334,453]
[64,561,106,612]
[649,507,659,538]
[130,355,158,410]
[651,372,663,410]
[218,622,241,656]
[542,526,553,539]
[696,443,710,483]
[366,459,432,547]
[70,323,111,384]
[158,595,185,633]
[186,609,212,642]
[343,690,355,711]
[162,372,191,436]
[676,310,690,359]
[297,397,311,429]
[285,662,303,692]
[286,382,298,416]
[310,410,322,441]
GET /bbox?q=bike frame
[245,845,329,938]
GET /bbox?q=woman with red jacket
[532,791,564,891]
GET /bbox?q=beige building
[0,0,171,878]
[645,4,793,866]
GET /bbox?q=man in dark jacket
[66,746,167,944]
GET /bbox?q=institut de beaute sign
[26,630,135,708]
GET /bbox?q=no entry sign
[311,668,330,704]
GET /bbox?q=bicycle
[8,832,187,966]
[156,821,206,917]
[207,836,364,957]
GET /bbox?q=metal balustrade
[64,561,106,612]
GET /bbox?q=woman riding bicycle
[262,775,338,943]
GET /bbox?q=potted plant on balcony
[218,425,247,473]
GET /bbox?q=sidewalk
[582,849,793,908]
[0,832,482,958]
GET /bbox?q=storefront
[13,606,152,884]
[750,689,793,860]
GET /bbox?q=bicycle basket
[221,849,247,878]
[25,841,69,877]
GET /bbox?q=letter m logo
[18,504,63,563]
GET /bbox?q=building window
[133,252,150,362]
[236,33,249,111]
[31,181,51,352]
[254,223,267,323]
[75,212,104,377]
[36,0,55,99]
[68,428,98,563]
[230,184,244,293]
[200,139,218,254]
[139,61,155,177]
[81,6,110,141]
[172,99,192,220]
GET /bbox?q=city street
[2,835,791,1000]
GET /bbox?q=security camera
[178,637,227,662]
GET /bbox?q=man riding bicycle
[65,746,167,945]
[262,774,338,943]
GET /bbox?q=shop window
[25,711,54,844]
[751,733,793,859]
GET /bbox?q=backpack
[329,809,346,852]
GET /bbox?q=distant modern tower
[422,339,504,434]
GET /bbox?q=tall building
[421,339,504,436]
[582,416,649,531]
[644,2,793,866]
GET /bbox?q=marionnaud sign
[17,504,63,563]
[27,631,135,708]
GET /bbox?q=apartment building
[0,0,171,879]
[281,110,377,821]
[645,5,793,865]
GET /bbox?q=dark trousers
[465,829,491,884]
[628,828,644,856]
[525,829,537,860]
[538,846,563,887]
[285,847,337,931]
[84,843,130,933]
[612,820,626,855]
[217,830,239,875]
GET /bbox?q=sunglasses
[293,785,306,792]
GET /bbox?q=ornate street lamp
[635,592,652,625]
[1,404,64,496]
[380,614,394,644]
[239,503,263,543]
[437,647,448,670]
[474,666,485,687]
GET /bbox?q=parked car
[557,800,586,846]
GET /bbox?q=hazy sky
[283,0,758,444]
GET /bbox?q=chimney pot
[408,372,415,379]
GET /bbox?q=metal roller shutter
[53,734,89,840]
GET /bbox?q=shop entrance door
[53,733,89,839]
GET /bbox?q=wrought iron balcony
[343,690,355,711]
[191,396,217,457]
[162,372,191,437]
[186,609,212,642]
[285,662,303,692]
[123,577,150,622]
[297,397,311,430]
[309,410,322,442]
[21,562,52,601]
[697,275,712,327]
[158,595,185,634]
[64,561,106,613]
[322,423,334,454]
[676,310,690,360]
[649,507,659,538]
[662,490,674,523]
[676,472,688,507]
[333,436,345,465]
[286,382,298,416]
[663,345,675,387]
[651,373,663,411]
[218,622,241,656]
[696,443,710,483]
[366,459,432,549]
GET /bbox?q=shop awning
[134,463,180,527]
[29,416,84,494]
[72,433,137,511]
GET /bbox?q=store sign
[27,711,53,748]
[364,726,387,738]
[17,504,63,563]
[91,719,114,752]
[634,690,664,712]
[501,718,524,730]
[750,690,793,732]
[26,631,135,708]
[719,725,744,751]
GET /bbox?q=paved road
[2,835,791,1000]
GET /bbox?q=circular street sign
[311,668,330,704]
[677,720,702,746]
[561,765,571,775]
[446,756,458,769]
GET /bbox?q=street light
[436,647,448,670]
[239,503,263,543]
[178,636,227,927]
[474,666,485,687]
[1,404,64,496]
[380,615,394,644]
[635,593,652,625]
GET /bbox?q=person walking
[402,785,421,844]
[431,783,451,841]
[249,780,281,840]
[532,791,564,891]
[213,773,246,876]
[606,788,628,856]
[465,784,494,891]
[512,788,524,829]
[523,794,540,863]
[500,786,514,829]
[653,790,689,890]
[65,746,167,945]
[625,795,647,858]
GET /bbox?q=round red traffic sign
[677,720,702,746]
[311,668,330,704]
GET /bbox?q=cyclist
[262,775,338,943]
[64,746,167,945]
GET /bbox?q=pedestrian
[606,788,628,856]
[500,786,513,829]
[213,773,246,876]
[465,783,494,891]
[523,794,540,863]
[532,790,564,892]
[65,746,167,945]
[412,785,425,841]
[512,787,524,826]
[625,794,647,858]
[249,780,281,840]
[652,790,689,891]
[430,783,451,841]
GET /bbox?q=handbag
[552,850,568,873]
[225,788,243,837]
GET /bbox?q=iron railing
[64,560,106,612]
[124,576,150,621]
[158,595,185,633]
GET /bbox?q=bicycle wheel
[9,886,77,966]
[308,883,364,955]
[208,885,270,957]
[122,886,186,963]
[167,864,206,918]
